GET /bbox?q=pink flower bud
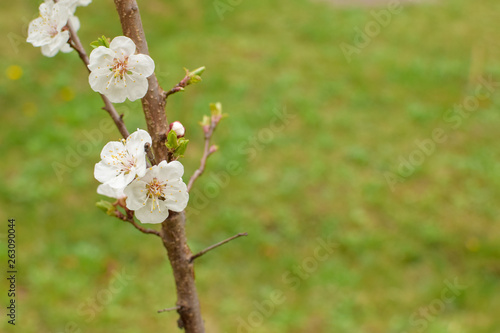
[169,121,185,138]
[209,145,219,154]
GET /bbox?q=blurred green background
[1,0,500,332]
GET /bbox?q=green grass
[1,0,500,332]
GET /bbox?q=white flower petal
[68,15,80,32]
[125,129,151,155]
[135,156,148,178]
[102,79,129,103]
[60,43,73,53]
[158,160,185,179]
[97,183,125,199]
[109,36,136,56]
[94,161,119,184]
[39,2,53,17]
[78,0,92,6]
[134,204,170,224]
[164,181,189,212]
[124,76,149,101]
[106,172,130,189]
[88,46,115,71]
[27,18,52,46]
[124,179,148,210]
[128,54,155,77]
[89,70,113,94]
[100,141,125,162]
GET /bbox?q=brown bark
[113,1,205,332]
[161,212,205,331]
[114,0,169,161]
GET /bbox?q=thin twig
[163,74,190,99]
[187,119,218,192]
[115,211,161,236]
[189,232,248,263]
[67,21,130,139]
[125,218,161,236]
[158,305,180,313]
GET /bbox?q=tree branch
[67,21,130,139]
[190,233,248,263]
[160,212,205,332]
[114,0,169,162]
[113,1,205,332]
[158,305,180,314]
[187,119,218,192]
[163,71,195,99]
[114,210,161,237]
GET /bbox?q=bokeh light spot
[6,65,23,80]
[59,87,75,102]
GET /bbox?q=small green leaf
[174,139,189,158]
[90,35,111,49]
[186,66,205,85]
[210,102,222,117]
[189,66,205,77]
[166,129,178,149]
[199,115,211,127]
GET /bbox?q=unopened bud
[210,102,222,117]
[169,121,185,138]
[187,66,205,85]
[209,145,219,154]
[199,115,211,133]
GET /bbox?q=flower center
[146,178,166,200]
[110,147,136,174]
[48,23,59,38]
[112,57,129,79]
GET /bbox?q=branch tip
[157,305,180,313]
[190,232,248,263]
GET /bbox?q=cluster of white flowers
[27,2,177,223]
[28,2,155,103]
[27,0,90,57]
[95,129,189,224]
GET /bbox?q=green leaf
[199,115,211,127]
[90,35,111,49]
[166,129,178,149]
[174,139,189,158]
[186,66,205,85]
[210,102,222,117]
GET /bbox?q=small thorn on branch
[157,305,180,313]
[190,232,248,263]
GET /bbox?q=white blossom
[124,161,189,224]
[94,129,152,190]
[27,2,74,57]
[88,36,155,103]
